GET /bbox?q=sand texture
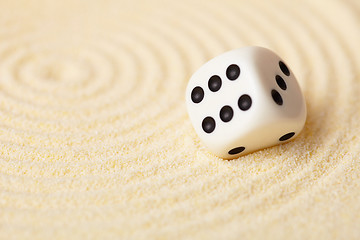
[0,0,360,239]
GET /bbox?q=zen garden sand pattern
[0,0,359,239]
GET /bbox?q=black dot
[226,64,240,80]
[228,146,245,155]
[271,90,283,105]
[238,94,252,111]
[279,132,295,141]
[191,86,204,103]
[202,117,216,133]
[208,75,222,92]
[276,75,287,90]
[279,61,290,76]
[220,105,233,122]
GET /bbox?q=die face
[252,47,306,121]
[186,48,259,157]
[186,46,306,159]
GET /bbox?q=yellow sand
[0,0,359,239]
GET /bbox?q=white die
[185,46,306,159]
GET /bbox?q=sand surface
[0,0,359,239]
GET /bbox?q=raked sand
[0,0,360,239]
